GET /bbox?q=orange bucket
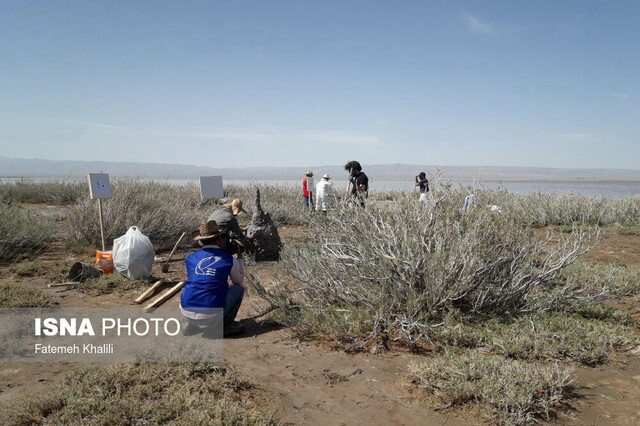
[95,250,114,274]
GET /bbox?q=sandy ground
[1,206,639,425]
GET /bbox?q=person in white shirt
[315,174,336,215]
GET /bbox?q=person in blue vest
[180,220,245,337]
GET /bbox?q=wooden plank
[144,281,185,311]
[133,280,164,304]
[48,282,76,288]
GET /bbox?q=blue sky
[1,1,638,169]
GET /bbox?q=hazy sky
[1,1,638,169]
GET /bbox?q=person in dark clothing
[344,160,368,208]
[415,172,429,194]
[415,171,430,206]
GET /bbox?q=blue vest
[180,247,234,309]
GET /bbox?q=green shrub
[409,351,573,425]
[0,204,55,262]
[0,284,51,308]
[434,314,635,366]
[563,301,634,325]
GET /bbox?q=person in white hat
[315,174,336,215]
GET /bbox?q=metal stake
[98,198,106,251]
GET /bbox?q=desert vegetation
[59,180,309,250]
[71,272,152,296]
[456,187,640,227]
[408,352,573,425]
[0,180,638,424]
[0,363,277,425]
[66,180,203,249]
[225,183,312,226]
[563,259,640,297]
[249,194,606,348]
[0,203,55,262]
[0,179,86,204]
[245,187,638,423]
[0,284,51,308]
[433,313,635,366]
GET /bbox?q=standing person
[208,199,249,242]
[344,160,368,208]
[302,171,315,211]
[315,174,336,215]
[180,220,245,337]
[415,172,429,206]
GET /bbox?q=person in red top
[302,171,315,211]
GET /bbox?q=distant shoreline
[1,176,637,198]
[2,176,640,184]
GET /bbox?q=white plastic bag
[113,226,155,279]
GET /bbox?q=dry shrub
[364,185,640,227]
[409,351,573,425]
[0,204,55,262]
[66,181,309,249]
[67,180,203,249]
[250,192,598,349]
[1,363,277,425]
[0,179,86,204]
[226,183,311,226]
[460,188,640,227]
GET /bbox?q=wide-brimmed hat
[305,171,314,177]
[194,220,223,241]
[223,198,247,215]
[322,174,331,179]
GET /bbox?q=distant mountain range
[2,156,640,182]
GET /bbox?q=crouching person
[180,220,245,338]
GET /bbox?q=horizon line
[1,156,640,173]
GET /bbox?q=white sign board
[199,176,224,199]
[87,173,112,199]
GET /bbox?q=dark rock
[247,188,282,261]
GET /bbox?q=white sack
[113,226,155,279]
